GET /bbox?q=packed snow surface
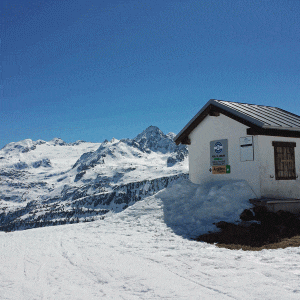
[1,179,300,299]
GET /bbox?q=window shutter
[272,142,296,180]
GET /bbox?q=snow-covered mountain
[0,126,188,231]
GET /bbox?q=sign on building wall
[240,136,254,161]
[212,165,231,174]
[210,139,228,166]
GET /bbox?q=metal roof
[175,99,300,145]
[215,100,300,130]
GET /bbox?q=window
[272,141,296,180]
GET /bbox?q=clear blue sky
[1,0,300,148]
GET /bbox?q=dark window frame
[272,141,296,180]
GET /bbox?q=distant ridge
[0,126,188,232]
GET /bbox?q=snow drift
[159,179,256,238]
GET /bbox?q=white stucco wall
[258,135,300,199]
[188,113,262,198]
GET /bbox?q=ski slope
[1,180,300,299]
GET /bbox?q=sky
[1,0,300,149]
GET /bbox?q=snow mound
[158,179,256,238]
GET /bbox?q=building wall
[258,135,300,199]
[188,113,262,198]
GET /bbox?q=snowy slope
[0,126,188,231]
[0,181,299,300]
[1,127,298,299]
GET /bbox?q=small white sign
[240,136,254,162]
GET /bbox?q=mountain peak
[144,125,163,133]
[48,138,67,146]
[1,139,36,153]
[132,126,185,154]
[134,126,164,141]
[110,138,119,144]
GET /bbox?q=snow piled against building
[158,178,256,238]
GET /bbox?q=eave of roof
[174,99,300,145]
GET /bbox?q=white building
[175,99,300,204]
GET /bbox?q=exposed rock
[240,209,254,221]
[167,152,186,167]
[74,171,86,182]
[48,138,67,146]
[32,158,52,168]
[198,209,300,247]
[132,125,187,154]
[69,140,86,146]
[14,162,29,169]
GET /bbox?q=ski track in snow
[1,195,300,300]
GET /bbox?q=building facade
[175,99,300,199]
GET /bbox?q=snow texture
[1,126,298,299]
[160,179,255,238]
[0,181,299,299]
[0,126,188,231]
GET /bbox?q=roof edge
[174,99,265,145]
[174,99,215,145]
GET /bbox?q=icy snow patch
[158,179,256,238]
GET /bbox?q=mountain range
[0,126,188,231]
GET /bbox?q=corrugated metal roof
[215,100,300,130]
[174,99,300,145]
